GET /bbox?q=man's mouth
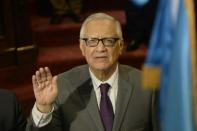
[95,56,108,59]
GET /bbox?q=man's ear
[79,42,85,56]
[119,40,124,55]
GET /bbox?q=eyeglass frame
[80,37,120,47]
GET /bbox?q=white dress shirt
[89,65,118,113]
[32,65,119,127]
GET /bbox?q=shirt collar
[89,64,119,90]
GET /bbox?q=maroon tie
[99,83,114,131]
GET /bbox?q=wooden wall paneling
[0,0,37,68]
[0,0,17,68]
[12,0,37,66]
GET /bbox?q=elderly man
[27,13,158,131]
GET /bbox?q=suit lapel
[77,65,136,131]
[113,66,135,131]
[87,89,104,131]
[78,69,104,131]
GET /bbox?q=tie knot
[99,83,110,95]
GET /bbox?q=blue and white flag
[142,0,195,130]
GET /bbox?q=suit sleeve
[26,107,63,131]
[12,92,27,131]
[0,89,26,131]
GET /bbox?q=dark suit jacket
[0,89,26,131]
[27,64,158,131]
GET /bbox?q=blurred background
[0,0,148,116]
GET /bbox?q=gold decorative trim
[142,65,161,90]
[17,45,36,51]
[0,47,15,53]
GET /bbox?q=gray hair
[80,13,123,39]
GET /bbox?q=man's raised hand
[32,67,58,113]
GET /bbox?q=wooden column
[0,0,37,68]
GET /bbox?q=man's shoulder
[0,89,15,99]
[57,64,90,85]
[58,64,88,77]
[55,65,90,102]
[119,64,141,75]
[0,89,18,111]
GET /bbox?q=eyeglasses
[80,37,120,47]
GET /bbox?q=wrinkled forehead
[86,18,115,26]
[84,19,118,37]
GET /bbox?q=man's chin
[96,66,111,72]
[91,64,109,71]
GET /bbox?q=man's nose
[97,40,105,47]
[97,40,106,49]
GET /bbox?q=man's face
[80,19,124,73]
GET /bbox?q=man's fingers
[32,75,44,91]
[33,67,53,91]
[39,68,47,82]
[36,70,41,83]
[52,76,57,86]
[51,75,58,91]
[45,67,52,81]
[32,75,38,88]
